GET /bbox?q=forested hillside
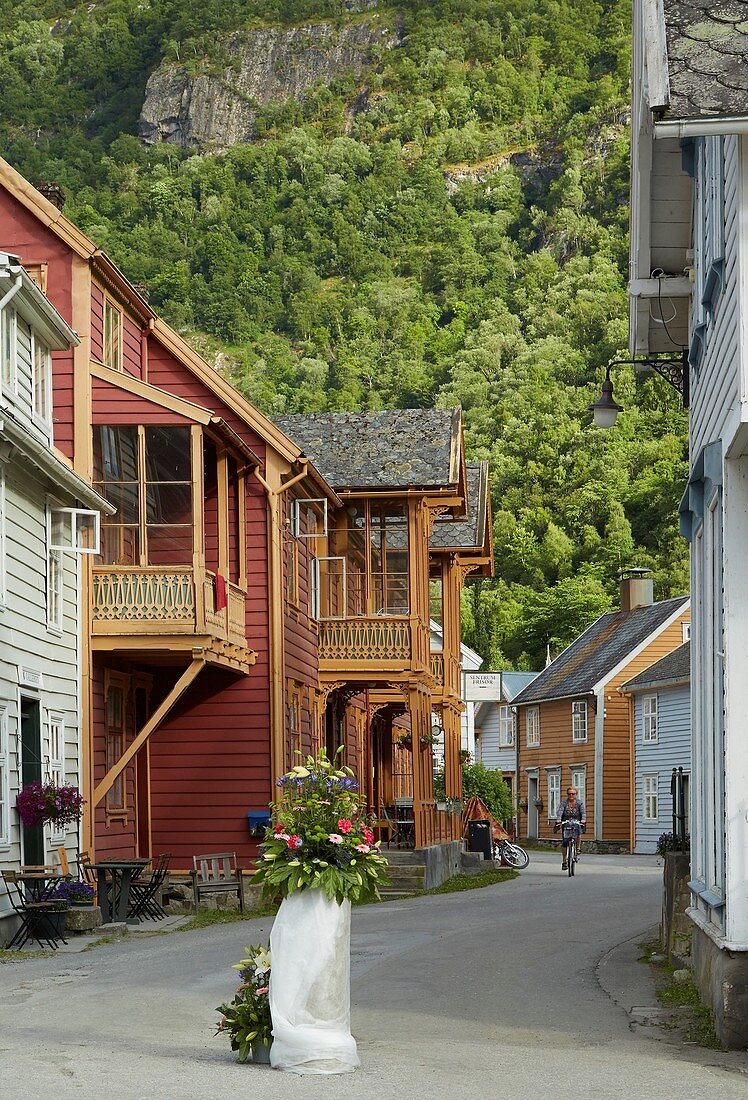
[0,0,689,668]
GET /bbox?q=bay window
[330,500,409,618]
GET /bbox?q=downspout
[0,274,23,313]
[254,461,308,786]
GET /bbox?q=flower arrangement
[15,781,84,829]
[656,831,690,856]
[216,943,272,1063]
[395,732,412,749]
[252,750,389,905]
[54,880,96,905]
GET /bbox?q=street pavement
[1,851,746,1098]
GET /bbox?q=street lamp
[589,353,689,429]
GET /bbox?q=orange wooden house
[512,571,690,851]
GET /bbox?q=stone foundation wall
[691,922,748,1050]
[661,851,691,966]
[422,841,463,888]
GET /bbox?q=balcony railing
[430,652,445,685]
[92,567,246,647]
[319,617,412,663]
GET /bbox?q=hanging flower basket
[395,734,412,750]
[15,781,84,829]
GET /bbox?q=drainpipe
[0,274,23,313]
[254,461,309,785]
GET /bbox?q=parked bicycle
[559,820,583,876]
[492,838,530,869]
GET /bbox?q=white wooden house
[0,253,111,941]
[630,0,748,1046]
[621,642,691,855]
[474,671,539,812]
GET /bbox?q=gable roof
[621,640,690,692]
[430,462,488,549]
[656,0,748,123]
[512,596,690,706]
[273,409,462,490]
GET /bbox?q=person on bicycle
[553,787,586,869]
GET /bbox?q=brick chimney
[36,182,66,211]
[620,567,654,612]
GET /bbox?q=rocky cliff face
[139,17,399,152]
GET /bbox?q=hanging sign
[463,672,502,701]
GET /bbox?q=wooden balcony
[430,651,461,698]
[91,567,253,670]
[319,616,413,673]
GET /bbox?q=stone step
[383,850,431,866]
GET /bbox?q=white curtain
[269,888,360,1075]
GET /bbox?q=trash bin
[247,811,271,837]
[467,819,492,861]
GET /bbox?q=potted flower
[54,880,96,907]
[395,732,412,750]
[518,798,529,813]
[217,943,272,1064]
[533,797,544,810]
[252,749,389,1074]
[16,781,84,829]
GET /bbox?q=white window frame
[0,703,9,847]
[643,774,658,821]
[526,706,540,747]
[46,505,64,633]
[547,769,561,820]
[643,694,658,743]
[571,699,588,743]
[0,465,5,608]
[31,331,52,429]
[47,711,66,842]
[49,507,101,555]
[570,766,587,812]
[311,555,346,621]
[292,498,328,538]
[0,306,17,396]
[682,621,691,642]
[499,705,515,747]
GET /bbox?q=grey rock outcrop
[139,18,399,152]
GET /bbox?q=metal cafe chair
[1,870,67,950]
[127,852,171,922]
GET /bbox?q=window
[571,699,588,742]
[47,507,63,632]
[429,578,443,639]
[93,426,192,566]
[105,674,128,812]
[292,498,327,538]
[547,770,561,820]
[571,767,587,811]
[285,529,299,606]
[311,556,346,620]
[643,774,658,821]
[0,465,5,607]
[526,707,540,746]
[333,501,409,617]
[1,306,17,394]
[643,695,658,743]
[682,621,691,642]
[32,335,51,424]
[103,299,122,370]
[47,713,65,841]
[499,705,515,747]
[0,704,8,846]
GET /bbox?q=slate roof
[273,409,461,489]
[621,641,691,691]
[430,462,488,550]
[511,596,690,706]
[662,0,748,120]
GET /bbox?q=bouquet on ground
[216,943,272,1063]
[15,781,84,829]
[252,750,389,905]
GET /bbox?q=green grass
[0,948,55,962]
[421,868,519,895]
[175,904,279,931]
[639,940,725,1050]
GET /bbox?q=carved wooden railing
[319,617,412,663]
[430,652,445,685]
[92,569,195,626]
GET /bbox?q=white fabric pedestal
[269,889,360,1075]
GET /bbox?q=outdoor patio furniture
[190,852,243,910]
[382,805,415,848]
[127,852,171,922]
[86,859,150,924]
[1,870,68,949]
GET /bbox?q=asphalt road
[0,851,745,1098]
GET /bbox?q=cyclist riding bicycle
[553,786,586,870]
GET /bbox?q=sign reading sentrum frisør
[463,672,502,702]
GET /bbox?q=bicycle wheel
[501,842,530,870]
[568,839,575,876]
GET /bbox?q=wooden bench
[190,853,243,911]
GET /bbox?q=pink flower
[287,835,303,850]
[337,818,353,834]
[355,844,370,853]
[362,828,375,844]
[274,823,286,834]
[275,833,290,842]
[256,986,269,995]
[328,834,344,844]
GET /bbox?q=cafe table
[17,871,71,902]
[87,860,150,924]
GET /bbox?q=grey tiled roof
[274,409,461,489]
[430,462,488,550]
[663,0,748,119]
[512,596,690,706]
[621,641,691,691]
